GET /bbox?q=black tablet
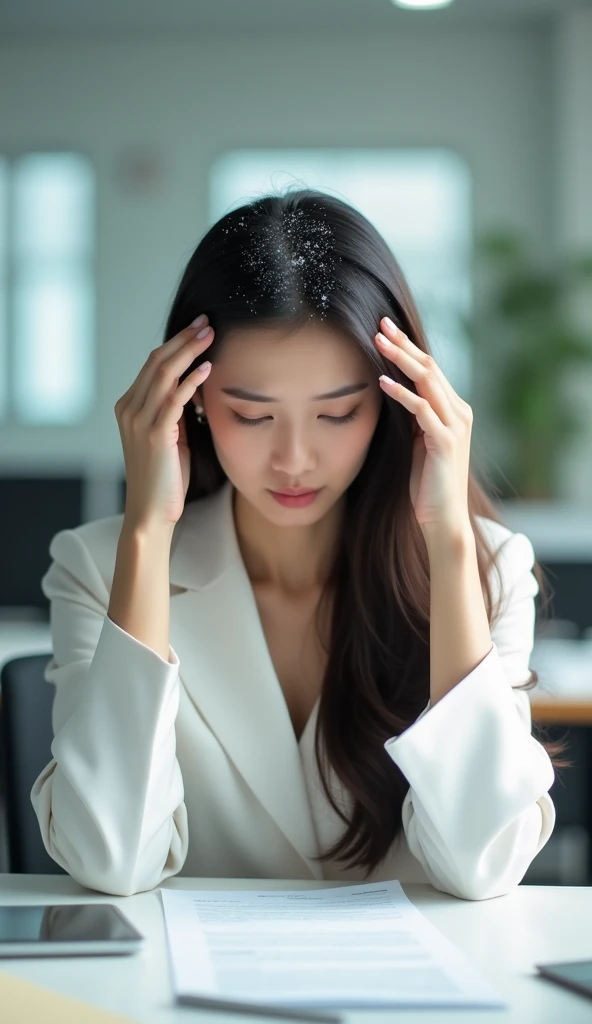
[0,904,145,957]
[535,959,592,1001]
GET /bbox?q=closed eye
[231,410,359,427]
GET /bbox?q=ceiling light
[391,0,456,9]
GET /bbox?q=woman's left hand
[375,316,474,537]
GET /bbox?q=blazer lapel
[168,480,324,880]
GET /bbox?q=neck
[232,487,342,596]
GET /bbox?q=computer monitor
[0,476,84,611]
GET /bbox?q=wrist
[421,517,475,556]
[121,517,176,546]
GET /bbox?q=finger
[127,325,214,418]
[379,375,449,443]
[134,333,214,424]
[117,317,211,416]
[379,317,463,409]
[153,361,212,432]
[376,332,455,427]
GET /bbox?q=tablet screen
[0,904,142,944]
[537,960,592,997]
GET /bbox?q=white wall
[0,26,556,494]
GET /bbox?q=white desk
[1,875,591,1023]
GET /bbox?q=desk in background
[1,874,592,1024]
[531,699,592,726]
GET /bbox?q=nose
[270,423,317,475]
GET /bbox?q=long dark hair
[163,187,568,878]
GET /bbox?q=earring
[194,403,208,424]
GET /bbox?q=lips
[274,489,317,496]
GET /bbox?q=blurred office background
[1,0,592,881]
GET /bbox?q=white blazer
[31,478,555,899]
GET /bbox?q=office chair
[0,653,66,873]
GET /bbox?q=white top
[31,479,555,898]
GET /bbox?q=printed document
[160,880,506,1009]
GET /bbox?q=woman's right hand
[114,315,214,531]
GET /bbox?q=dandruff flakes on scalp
[236,205,341,318]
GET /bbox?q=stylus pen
[176,994,343,1023]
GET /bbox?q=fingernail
[196,326,210,338]
[190,314,206,328]
[383,317,397,332]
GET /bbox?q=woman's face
[192,321,383,523]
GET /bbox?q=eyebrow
[220,382,370,403]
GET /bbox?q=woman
[31,188,560,899]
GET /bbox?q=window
[209,149,472,397]
[0,152,95,423]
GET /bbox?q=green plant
[466,230,592,499]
